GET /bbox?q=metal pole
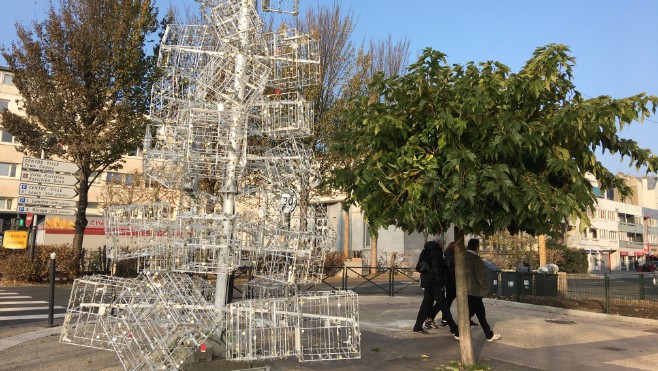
[49,252,56,327]
[389,267,394,297]
[28,215,38,261]
[214,0,249,308]
[604,272,610,314]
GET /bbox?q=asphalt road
[0,285,71,327]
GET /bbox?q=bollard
[49,252,56,327]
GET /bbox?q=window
[126,148,142,157]
[599,229,608,240]
[0,99,8,110]
[106,172,135,185]
[2,73,14,86]
[106,172,123,183]
[0,197,12,210]
[0,162,17,177]
[609,231,617,241]
[1,128,15,143]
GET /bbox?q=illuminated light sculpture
[62,1,360,369]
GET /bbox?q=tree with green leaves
[329,44,658,365]
[1,0,162,266]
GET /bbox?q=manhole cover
[544,319,576,324]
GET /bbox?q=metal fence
[79,262,658,318]
[286,267,658,318]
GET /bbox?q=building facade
[566,174,658,271]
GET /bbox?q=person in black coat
[439,242,478,328]
[413,238,458,335]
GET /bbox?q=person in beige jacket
[459,238,501,342]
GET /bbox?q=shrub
[546,239,588,273]
[323,251,346,277]
[0,244,80,283]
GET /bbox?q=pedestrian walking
[454,238,500,342]
[439,242,478,329]
[413,237,458,335]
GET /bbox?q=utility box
[535,273,558,296]
[484,260,500,296]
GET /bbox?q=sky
[1,0,657,176]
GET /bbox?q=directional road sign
[19,184,78,199]
[18,196,77,208]
[17,205,76,216]
[22,157,79,174]
[21,170,79,186]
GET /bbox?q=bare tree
[367,34,410,79]
[99,170,180,209]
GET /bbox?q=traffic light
[18,217,25,228]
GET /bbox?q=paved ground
[1,295,658,371]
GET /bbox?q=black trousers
[467,295,494,338]
[414,286,457,334]
[437,286,457,321]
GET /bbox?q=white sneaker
[487,333,501,342]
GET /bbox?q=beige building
[1,66,143,249]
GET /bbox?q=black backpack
[415,249,431,273]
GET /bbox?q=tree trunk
[72,175,89,276]
[454,227,475,365]
[369,234,378,275]
[538,234,546,266]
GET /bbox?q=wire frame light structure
[62,0,360,369]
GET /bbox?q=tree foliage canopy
[329,44,658,238]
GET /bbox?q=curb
[485,298,658,327]
[0,326,61,352]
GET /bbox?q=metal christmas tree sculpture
[60,1,361,369]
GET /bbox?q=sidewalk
[1,296,658,371]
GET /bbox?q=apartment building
[566,173,658,271]
[0,66,143,249]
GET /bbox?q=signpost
[18,196,77,208]
[22,157,79,173]
[18,205,76,216]
[19,183,79,199]
[18,157,80,259]
[21,170,79,186]
[18,157,79,210]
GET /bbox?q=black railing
[233,267,658,317]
